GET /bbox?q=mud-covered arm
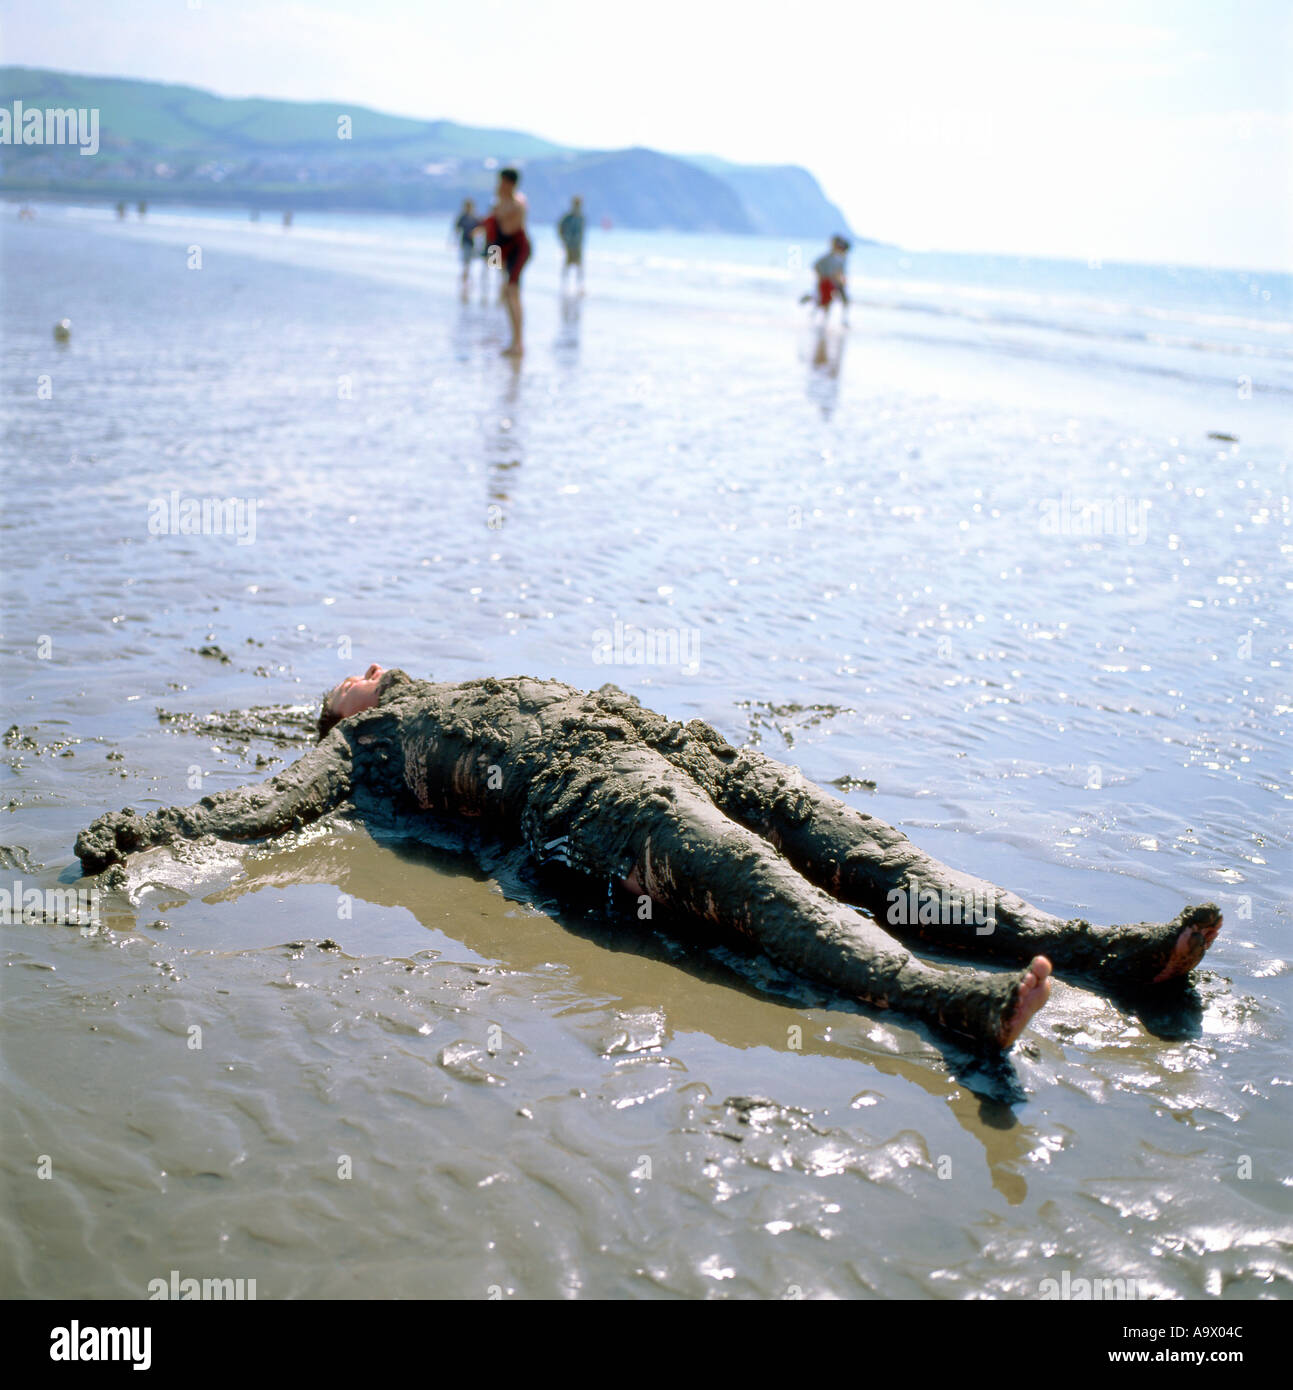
[75,726,354,873]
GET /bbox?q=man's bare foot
[998,956,1053,1047]
[1152,905,1223,984]
[502,343,523,357]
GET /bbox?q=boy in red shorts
[478,167,530,356]
[801,235,851,323]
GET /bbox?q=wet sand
[1,206,1289,1298]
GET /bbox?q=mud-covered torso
[348,674,604,825]
[344,674,740,839]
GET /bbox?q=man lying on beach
[801,235,851,322]
[477,167,530,356]
[76,666,1223,1054]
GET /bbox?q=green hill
[0,66,861,237]
[0,66,568,160]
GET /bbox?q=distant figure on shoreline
[557,195,585,293]
[477,167,530,356]
[453,197,479,296]
[115,200,126,220]
[801,235,850,324]
[282,209,293,230]
[137,200,148,218]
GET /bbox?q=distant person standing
[477,167,530,357]
[801,235,851,323]
[557,195,586,293]
[453,197,479,294]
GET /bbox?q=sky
[3,0,1291,269]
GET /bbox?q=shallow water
[1,204,1290,1299]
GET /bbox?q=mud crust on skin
[76,672,1215,1048]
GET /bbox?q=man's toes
[1152,912,1222,984]
[999,958,1053,1047]
[1023,956,1053,994]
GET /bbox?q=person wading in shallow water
[452,197,479,296]
[477,167,530,356]
[76,665,1223,1053]
[557,195,586,293]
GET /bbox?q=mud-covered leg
[519,742,1051,1050]
[712,746,1221,988]
[76,726,354,873]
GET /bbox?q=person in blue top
[453,198,479,293]
[557,195,586,293]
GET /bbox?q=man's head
[572,195,583,212]
[833,236,850,254]
[463,198,475,213]
[318,663,386,740]
[498,168,520,196]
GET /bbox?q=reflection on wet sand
[805,324,846,419]
[153,824,1057,1182]
[486,360,524,524]
[555,291,582,361]
[450,297,480,362]
[94,788,1246,1221]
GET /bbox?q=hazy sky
[4,0,1290,268]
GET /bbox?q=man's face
[498,176,516,200]
[327,664,385,721]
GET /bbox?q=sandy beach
[1,203,1290,1299]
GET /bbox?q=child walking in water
[452,198,478,294]
[558,195,586,293]
[802,235,851,323]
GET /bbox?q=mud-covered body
[75,671,1218,1049]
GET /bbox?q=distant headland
[0,66,867,239]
